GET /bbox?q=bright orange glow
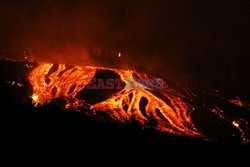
[28,63,201,138]
[232,121,239,128]
[31,94,39,104]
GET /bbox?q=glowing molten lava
[28,63,250,143]
[29,63,201,137]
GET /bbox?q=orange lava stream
[29,63,201,138]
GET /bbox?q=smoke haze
[0,0,249,94]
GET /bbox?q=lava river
[28,63,250,144]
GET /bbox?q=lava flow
[28,63,250,144]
